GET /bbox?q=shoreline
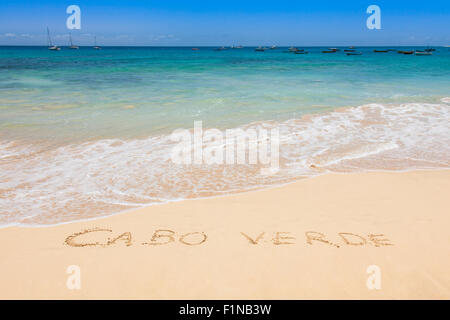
[0,169,449,299]
[2,98,449,227]
[3,167,449,230]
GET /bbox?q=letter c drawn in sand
[65,228,113,247]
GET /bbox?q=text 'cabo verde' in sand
[64,228,394,249]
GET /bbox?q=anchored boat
[69,33,79,49]
[93,36,101,50]
[47,27,60,51]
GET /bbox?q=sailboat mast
[47,27,53,47]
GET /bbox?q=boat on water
[47,27,60,51]
[93,36,101,50]
[294,51,309,54]
[288,47,299,52]
[424,48,436,52]
[349,46,356,49]
[214,47,226,51]
[401,51,414,55]
[415,51,433,56]
[322,50,337,53]
[255,47,267,52]
[192,48,199,51]
[374,49,389,53]
[344,49,356,52]
[328,48,340,51]
[270,45,277,50]
[69,33,79,49]
[347,52,362,56]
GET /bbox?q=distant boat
[347,52,362,56]
[401,51,414,55]
[93,36,101,50]
[192,48,199,51]
[47,27,60,51]
[270,45,277,50]
[294,51,309,54]
[288,47,299,52]
[231,45,243,49]
[214,47,226,51]
[424,48,436,52]
[69,33,79,49]
[344,49,356,52]
[374,49,389,53]
[255,47,267,52]
[322,50,337,53]
[328,48,340,51]
[415,51,432,56]
[349,46,356,49]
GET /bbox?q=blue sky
[0,0,449,46]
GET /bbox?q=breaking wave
[1,102,449,226]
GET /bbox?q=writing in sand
[65,228,394,248]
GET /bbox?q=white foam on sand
[1,102,449,226]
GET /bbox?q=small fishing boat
[192,48,199,51]
[93,36,101,50]
[424,48,436,52]
[349,46,356,49]
[328,48,340,51]
[288,47,299,52]
[270,45,277,50]
[415,51,432,56]
[294,51,309,54]
[69,33,79,49]
[344,49,356,52]
[322,50,337,53]
[374,49,388,52]
[47,27,60,51]
[347,52,362,56]
[402,51,414,55]
[214,47,226,51]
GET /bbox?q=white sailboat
[69,33,79,49]
[47,27,60,51]
[93,36,101,50]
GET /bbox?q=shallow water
[0,46,449,226]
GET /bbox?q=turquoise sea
[0,46,449,225]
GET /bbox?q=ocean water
[0,46,449,226]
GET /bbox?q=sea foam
[0,102,449,226]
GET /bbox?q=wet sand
[0,170,449,299]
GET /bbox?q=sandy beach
[0,169,449,299]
